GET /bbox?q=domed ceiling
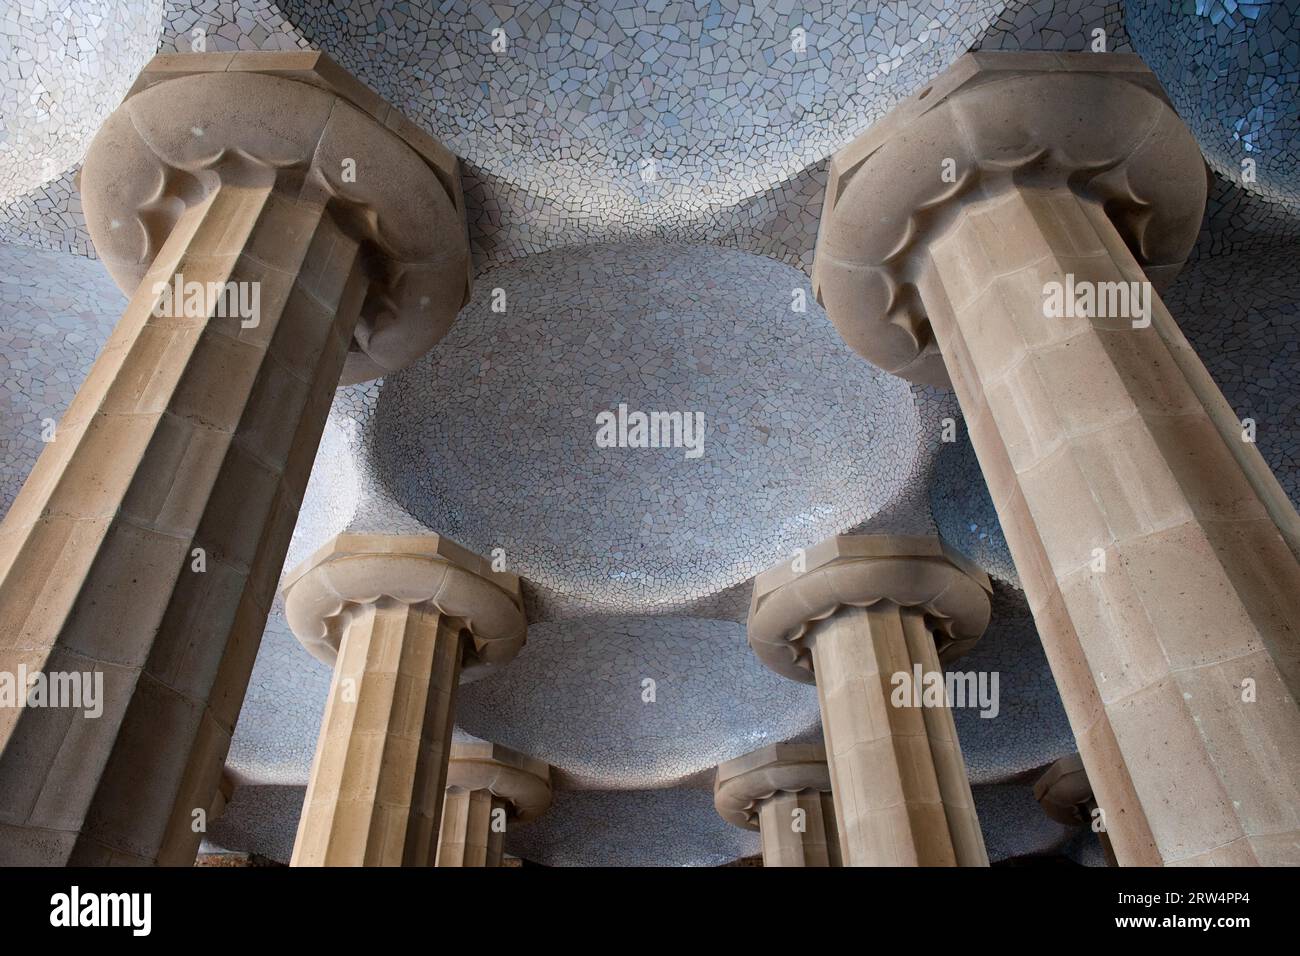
[456,616,821,789]
[2,0,1297,868]
[279,0,1007,259]
[355,242,919,618]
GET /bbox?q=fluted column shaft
[292,602,462,866]
[0,183,364,865]
[282,535,527,868]
[746,537,991,868]
[0,53,470,867]
[811,603,985,866]
[921,185,1300,864]
[436,790,508,867]
[756,790,840,867]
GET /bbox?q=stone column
[0,53,470,866]
[206,770,236,829]
[813,52,1300,865]
[436,741,551,867]
[281,535,526,867]
[714,743,839,867]
[748,535,991,866]
[1034,753,1116,866]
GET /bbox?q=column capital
[79,52,472,386]
[1033,753,1096,826]
[281,533,526,675]
[446,741,553,822]
[748,534,991,684]
[714,743,831,830]
[812,51,1206,386]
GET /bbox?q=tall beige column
[814,52,1300,865]
[281,535,526,867]
[436,741,551,867]
[0,53,470,866]
[714,743,839,867]
[748,535,992,866]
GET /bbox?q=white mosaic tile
[0,1,162,205]
[456,615,822,790]
[280,0,1007,268]
[504,785,761,867]
[1129,1,1300,215]
[0,242,121,510]
[298,241,924,621]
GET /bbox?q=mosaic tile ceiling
[1167,239,1300,510]
[279,0,1006,262]
[504,785,761,867]
[0,244,121,507]
[0,1,161,203]
[456,616,822,789]
[355,242,919,618]
[1128,0,1300,213]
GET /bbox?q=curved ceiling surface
[279,0,1007,249]
[361,241,921,616]
[0,1,162,203]
[456,615,822,789]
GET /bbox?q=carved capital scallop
[79,53,472,386]
[714,743,832,830]
[281,533,526,677]
[812,52,1207,386]
[446,742,553,822]
[748,535,992,684]
[1033,753,1097,826]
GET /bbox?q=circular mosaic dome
[0,1,162,203]
[456,616,821,788]
[278,0,1005,240]
[366,241,920,616]
[1127,0,1300,211]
